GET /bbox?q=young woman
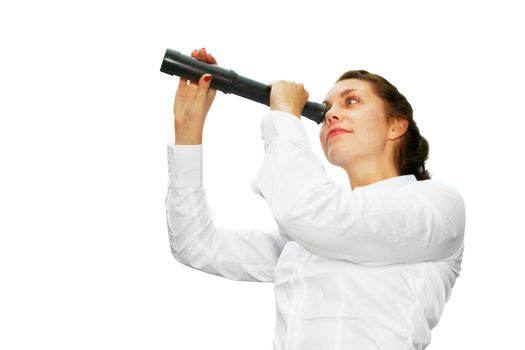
[166,47,466,349]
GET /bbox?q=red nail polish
[204,75,211,82]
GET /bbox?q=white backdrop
[1,0,523,349]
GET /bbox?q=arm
[250,111,466,265]
[166,143,286,282]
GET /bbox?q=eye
[346,97,359,105]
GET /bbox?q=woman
[166,48,466,350]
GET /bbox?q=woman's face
[319,79,395,168]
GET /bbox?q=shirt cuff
[260,110,311,150]
[167,143,203,188]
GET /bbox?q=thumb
[196,73,212,99]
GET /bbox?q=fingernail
[204,75,211,82]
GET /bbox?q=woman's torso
[272,240,463,350]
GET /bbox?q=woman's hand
[268,80,309,118]
[173,47,217,145]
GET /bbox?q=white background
[1,0,523,349]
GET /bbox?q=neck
[344,155,400,190]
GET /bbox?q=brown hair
[336,70,431,180]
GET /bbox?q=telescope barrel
[160,49,326,124]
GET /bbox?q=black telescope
[160,49,326,124]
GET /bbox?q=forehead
[323,79,373,102]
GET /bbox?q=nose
[324,107,341,126]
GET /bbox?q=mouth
[328,130,352,138]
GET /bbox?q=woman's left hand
[268,80,309,118]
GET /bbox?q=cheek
[361,120,381,137]
[319,129,328,149]
[354,117,389,149]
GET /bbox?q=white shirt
[165,110,466,350]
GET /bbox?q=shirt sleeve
[250,111,466,265]
[166,143,286,282]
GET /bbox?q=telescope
[160,49,326,124]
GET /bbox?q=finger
[198,47,207,61]
[192,47,216,65]
[207,53,217,65]
[188,79,199,88]
[187,75,199,87]
[196,73,212,100]
[178,77,188,88]
[207,88,217,100]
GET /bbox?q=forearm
[166,143,285,282]
[175,129,203,145]
[250,111,465,265]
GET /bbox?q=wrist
[270,105,301,118]
[175,133,203,145]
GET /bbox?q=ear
[388,118,409,141]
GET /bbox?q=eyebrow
[323,88,361,105]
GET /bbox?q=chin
[327,154,352,167]
[326,146,355,167]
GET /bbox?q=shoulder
[409,179,464,205]
[406,179,466,229]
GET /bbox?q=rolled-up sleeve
[166,143,286,282]
[250,111,466,265]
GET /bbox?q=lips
[328,128,352,138]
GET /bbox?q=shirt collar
[352,174,417,191]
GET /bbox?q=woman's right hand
[173,47,217,145]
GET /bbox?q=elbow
[440,189,466,259]
[169,237,190,265]
[420,183,466,261]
